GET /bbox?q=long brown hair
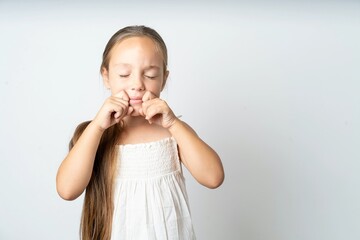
[70,25,168,240]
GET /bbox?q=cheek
[108,76,127,90]
[147,85,163,96]
[147,79,165,94]
[109,83,126,94]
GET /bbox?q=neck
[123,115,149,128]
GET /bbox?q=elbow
[56,178,81,201]
[208,160,225,189]
[56,186,79,201]
[207,174,225,189]
[57,191,78,201]
[197,158,225,189]
[202,170,225,189]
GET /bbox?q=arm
[56,91,132,200]
[169,119,224,189]
[56,122,104,200]
[140,91,224,189]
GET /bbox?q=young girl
[56,25,224,240]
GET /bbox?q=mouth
[129,97,143,105]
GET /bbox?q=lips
[129,97,143,105]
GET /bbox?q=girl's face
[102,36,168,116]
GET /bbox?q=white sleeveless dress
[111,137,196,240]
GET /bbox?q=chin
[130,112,141,117]
[130,107,141,117]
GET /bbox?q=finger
[112,105,124,118]
[110,96,127,104]
[142,99,163,120]
[110,102,128,119]
[142,91,157,102]
[114,90,130,101]
[144,104,163,120]
[139,103,152,123]
[112,98,129,107]
[141,97,159,115]
[127,106,134,116]
[114,111,121,119]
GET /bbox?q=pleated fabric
[111,137,196,240]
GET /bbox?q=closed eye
[145,75,157,79]
[119,74,129,78]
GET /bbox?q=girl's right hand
[92,90,134,131]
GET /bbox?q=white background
[0,1,359,239]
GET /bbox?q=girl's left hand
[139,91,178,129]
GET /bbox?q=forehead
[109,36,163,67]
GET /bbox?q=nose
[130,73,145,91]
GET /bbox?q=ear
[161,70,169,91]
[101,67,110,89]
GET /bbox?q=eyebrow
[114,63,161,70]
[144,65,160,70]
